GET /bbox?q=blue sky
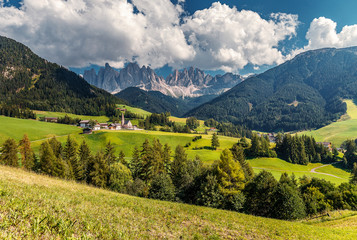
[1,0,357,77]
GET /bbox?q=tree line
[0,104,36,119]
[2,135,357,220]
[239,133,337,165]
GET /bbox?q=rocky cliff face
[83,63,243,98]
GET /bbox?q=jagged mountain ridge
[83,63,243,98]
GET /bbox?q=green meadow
[249,158,350,185]
[1,165,357,239]
[0,114,352,184]
[33,110,110,123]
[117,104,152,118]
[300,100,357,147]
[0,115,81,145]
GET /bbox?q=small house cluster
[80,113,141,134]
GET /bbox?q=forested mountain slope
[0,36,124,116]
[186,47,357,131]
[116,87,216,116]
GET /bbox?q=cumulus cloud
[290,17,357,58]
[0,1,299,72]
[181,3,298,71]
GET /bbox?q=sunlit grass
[1,165,357,239]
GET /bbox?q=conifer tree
[90,151,109,188]
[39,141,56,175]
[63,136,78,179]
[350,163,357,185]
[211,133,220,149]
[19,134,34,170]
[215,149,245,195]
[140,139,154,182]
[118,150,128,167]
[171,145,188,188]
[104,141,117,165]
[163,143,171,174]
[151,138,164,175]
[0,138,18,167]
[48,137,62,158]
[77,140,91,181]
[231,144,254,181]
[249,133,260,156]
[130,146,141,179]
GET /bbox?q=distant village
[44,112,142,134]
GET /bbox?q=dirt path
[310,162,343,179]
[253,162,344,179]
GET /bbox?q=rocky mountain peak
[83,62,243,97]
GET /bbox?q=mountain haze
[84,63,242,98]
[186,47,357,132]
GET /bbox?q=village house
[109,123,121,130]
[44,117,58,123]
[100,123,108,129]
[93,124,101,131]
[79,120,90,128]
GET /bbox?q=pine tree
[48,137,62,158]
[19,134,34,170]
[215,149,245,195]
[151,138,164,175]
[249,133,260,157]
[77,140,91,181]
[90,151,109,188]
[163,143,171,174]
[211,133,220,149]
[130,146,141,179]
[171,145,187,188]
[0,138,18,167]
[63,136,78,179]
[350,163,357,185]
[118,150,128,167]
[231,144,254,181]
[140,139,154,182]
[104,141,117,165]
[39,141,56,175]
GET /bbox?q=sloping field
[33,110,110,123]
[0,115,81,145]
[1,165,357,239]
[249,158,350,185]
[300,100,357,147]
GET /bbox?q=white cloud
[290,17,357,58]
[0,1,299,72]
[181,2,299,71]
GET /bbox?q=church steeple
[121,112,125,126]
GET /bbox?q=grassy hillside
[0,115,81,145]
[249,158,350,185]
[1,165,357,239]
[33,110,110,123]
[300,100,357,147]
[117,104,151,118]
[0,115,236,163]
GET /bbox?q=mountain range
[83,63,243,98]
[186,47,357,132]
